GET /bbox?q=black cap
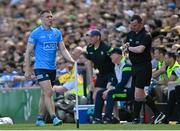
[110,47,122,55]
[87,29,101,37]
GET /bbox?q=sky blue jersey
[28,25,63,70]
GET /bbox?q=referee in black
[84,29,117,123]
[124,15,165,124]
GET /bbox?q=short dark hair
[39,10,52,17]
[154,47,166,55]
[131,15,142,23]
[166,51,176,60]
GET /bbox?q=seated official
[155,51,180,102]
[92,48,134,124]
[164,51,180,124]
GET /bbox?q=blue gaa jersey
[28,25,63,70]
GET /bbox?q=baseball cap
[110,47,122,56]
[87,29,101,37]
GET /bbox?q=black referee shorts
[132,63,152,89]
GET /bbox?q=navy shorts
[34,69,56,86]
[95,72,117,88]
[132,63,152,89]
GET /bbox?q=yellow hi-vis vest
[67,74,86,96]
[158,61,165,80]
[58,68,86,96]
[58,70,74,84]
[166,61,180,80]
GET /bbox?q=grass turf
[0,123,180,130]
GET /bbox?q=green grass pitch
[0,123,180,130]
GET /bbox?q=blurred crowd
[0,0,179,92]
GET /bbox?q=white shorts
[63,81,75,90]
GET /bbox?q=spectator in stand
[53,46,83,94]
[152,47,166,80]
[151,47,166,101]
[155,52,180,101]
[151,47,158,70]
[174,49,180,124]
[0,62,18,88]
[159,51,180,124]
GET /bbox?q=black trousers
[167,85,180,122]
